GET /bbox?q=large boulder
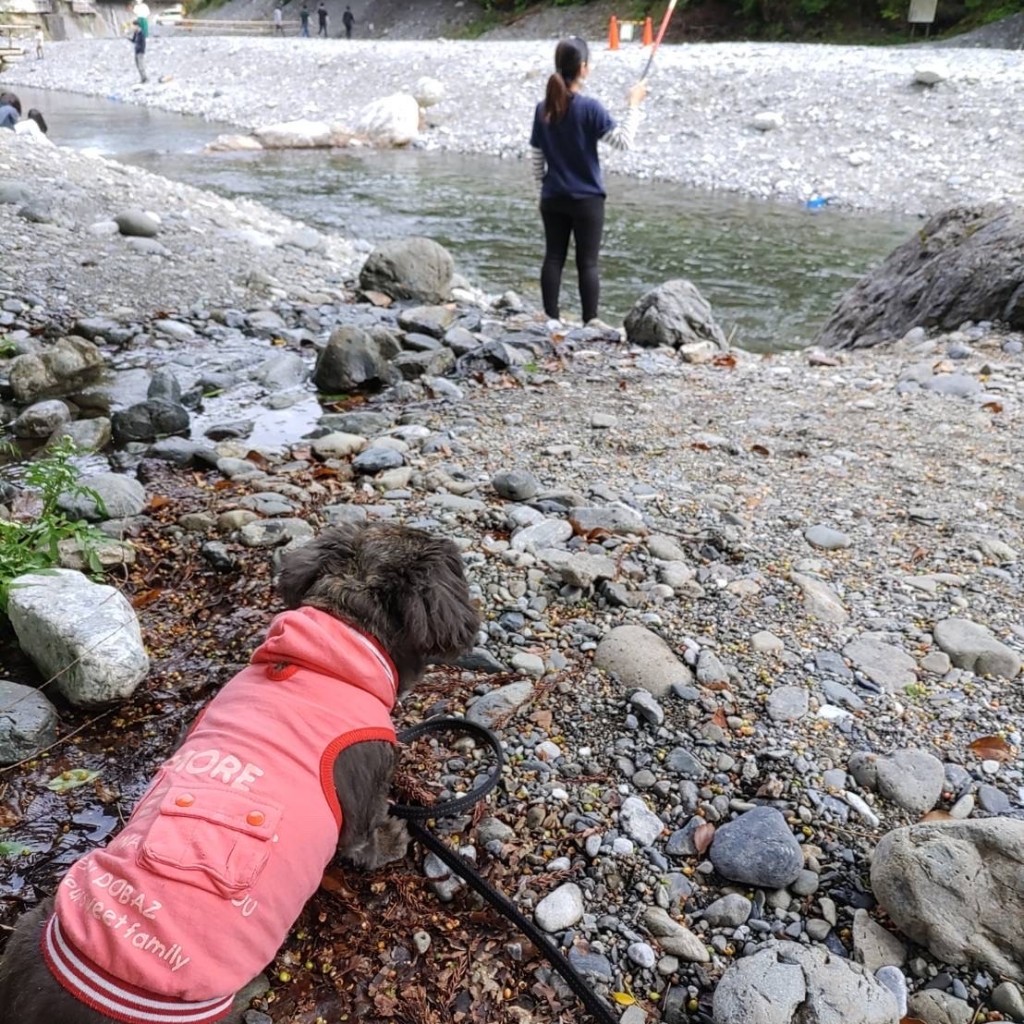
[254,119,333,149]
[713,942,900,1024]
[359,237,454,304]
[624,279,728,353]
[870,819,1024,983]
[7,569,150,706]
[356,94,421,146]
[313,326,389,393]
[8,336,106,403]
[111,399,190,444]
[817,204,1024,349]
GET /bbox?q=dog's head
[275,521,480,692]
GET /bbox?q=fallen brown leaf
[968,735,1015,762]
[693,822,716,855]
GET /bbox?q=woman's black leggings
[540,195,605,323]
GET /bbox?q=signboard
[908,0,938,23]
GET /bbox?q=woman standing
[530,36,646,327]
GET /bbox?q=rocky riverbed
[2,60,1024,1024]
[2,36,1024,215]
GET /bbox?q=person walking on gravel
[130,17,148,83]
[273,3,283,34]
[342,5,354,37]
[299,2,310,36]
[316,1,328,36]
[530,36,645,327]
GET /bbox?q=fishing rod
[640,0,679,81]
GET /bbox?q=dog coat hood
[44,607,398,1023]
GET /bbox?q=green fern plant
[0,437,110,611]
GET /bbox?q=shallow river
[14,86,918,351]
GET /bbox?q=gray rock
[252,352,308,391]
[147,367,182,404]
[398,304,457,338]
[768,685,810,722]
[842,633,918,693]
[907,989,973,1024]
[539,549,616,588]
[569,504,647,536]
[11,399,72,439]
[875,748,945,814]
[805,525,852,550]
[666,747,705,778]
[510,519,573,553]
[703,893,753,928]
[624,279,728,351]
[567,947,613,981]
[492,469,540,501]
[709,806,804,889]
[352,447,405,474]
[359,237,454,304]
[642,906,710,962]
[594,625,694,698]
[314,326,388,393]
[977,784,1011,814]
[7,569,149,706]
[465,681,534,728]
[0,680,59,764]
[152,319,196,343]
[620,796,665,846]
[58,472,146,523]
[853,909,907,972]
[535,882,584,932]
[933,617,1021,679]
[311,432,366,459]
[816,204,1024,349]
[714,942,899,1024]
[391,347,455,380]
[791,572,849,624]
[871,818,1024,983]
[8,336,105,403]
[238,519,314,548]
[873,967,908,1018]
[115,209,160,237]
[992,981,1024,1022]
[56,417,112,453]
[112,400,190,444]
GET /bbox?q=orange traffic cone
[608,15,620,50]
[642,15,653,46]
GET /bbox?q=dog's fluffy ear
[276,522,479,681]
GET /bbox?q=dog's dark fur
[0,522,479,1024]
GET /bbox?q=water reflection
[11,86,917,350]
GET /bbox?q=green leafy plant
[0,437,110,611]
[0,336,16,358]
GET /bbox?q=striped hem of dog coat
[42,915,235,1024]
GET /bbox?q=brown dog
[0,521,479,1024]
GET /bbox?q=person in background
[342,4,354,37]
[35,28,44,59]
[130,17,148,83]
[529,36,646,328]
[0,91,21,129]
[14,108,48,135]
[299,2,310,36]
[273,3,283,34]
[316,0,328,36]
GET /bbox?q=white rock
[751,111,784,131]
[914,66,947,86]
[254,118,333,149]
[535,882,584,932]
[356,93,421,147]
[8,569,149,706]
[414,75,445,108]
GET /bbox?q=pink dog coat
[42,606,398,1024]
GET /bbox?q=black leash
[392,718,619,1024]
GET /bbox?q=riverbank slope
[2,37,1023,214]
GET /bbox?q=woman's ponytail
[542,36,590,124]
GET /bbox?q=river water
[13,85,918,351]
